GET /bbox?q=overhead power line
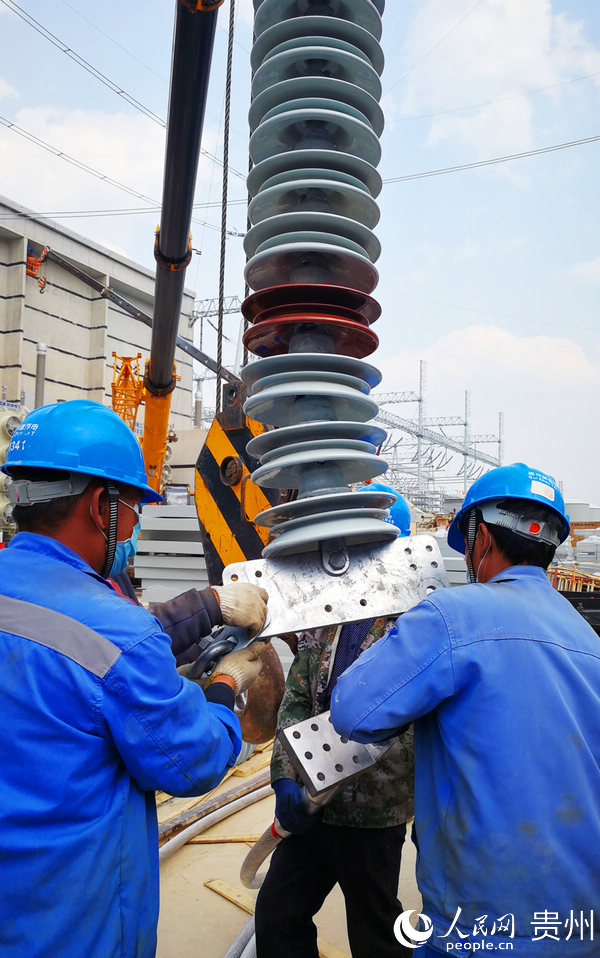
[0,115,245,236]
[386,0,486,93]
[0,0,245,180]
[395,71,600,122]
[383,133,600,183]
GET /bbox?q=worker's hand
[210,640,269,695]
[272,779,320,835]
[212,583,269,638]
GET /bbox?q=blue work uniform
[331,565,600,955]
[0,532,242,958]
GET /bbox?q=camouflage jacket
[271,618,414,828]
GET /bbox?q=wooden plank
[203,878,256,916]
[232,752,272,777]
[186,834,261,845]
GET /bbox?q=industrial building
[0,194,195,428]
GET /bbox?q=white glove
[212,583,268,638]
[210,641,269,695]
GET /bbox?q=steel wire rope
[215,0,236,416]
[0,0,245,180]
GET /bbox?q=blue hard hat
[3,400,162,504]
[447,462,569,554]
[363,482,411,536]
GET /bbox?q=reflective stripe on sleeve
[0,594,122,677]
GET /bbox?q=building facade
[0,195,194,429]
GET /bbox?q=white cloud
[0,76,18,100]
[395,0,600,165]
[377,323,600,502]
[571,256,600,282]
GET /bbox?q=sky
[0,0,598,504]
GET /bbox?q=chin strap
[465,508,478,584]
[101,482,120,579]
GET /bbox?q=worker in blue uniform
[0,399,269,958]
[331,463,600,956]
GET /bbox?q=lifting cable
[215,0,236,415]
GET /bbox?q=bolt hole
[426,544,433,552]
[324,604,332,613]
[340,736,348,745]
[404,547,412,555]
[352,754,360,764]
[323,743,331,751]
[359,599,367,607]
[426,585,436,594]
[317,772,326,781]
[431,561,438,568]
[304,751,313,760]
[311,723,319,731]
[335,763,343,773]
[292,730,301,739]
[410,563,417,571]
[231,574,238,582]
[255,570,262,578]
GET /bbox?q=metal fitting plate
[278,710,393,796]
[223,533,449,636]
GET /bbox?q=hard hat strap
[101,483,120,579]
[465,508,478,583]
[7,472,91,506]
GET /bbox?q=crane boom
[142,0,225,491]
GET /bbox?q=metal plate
[254,0,383,44]
[252,447,384,488]
[249,108,381,167]
[253,488,395,527]
[247,148,382,198]
[244,242,379,294]
[252,47,382,101]
[249,77,384,137]
[251,16,385,76]
[243,314,379,359]
[243,380,378,426]
[242,284,381,325]
[279,710,394,796]
[242,354,382,389]
[223,534,450,635]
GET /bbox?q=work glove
[212,583,269,638]
[272,778,321,835]
[210,640,269,695]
